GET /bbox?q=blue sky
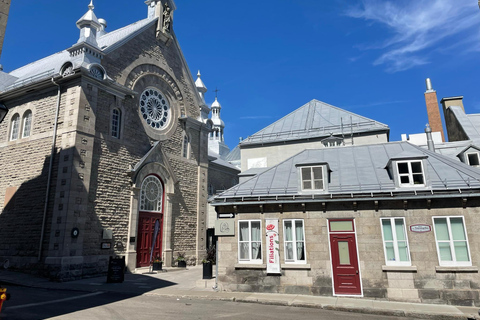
[2,0,479,150]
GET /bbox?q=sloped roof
[225,144,240,162]
[449,106,480,140]
[208,150,240,171]
[240,99,389,146]
[213,142,480,203]
[3,18,156,91]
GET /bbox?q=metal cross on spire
[214,87,220,99]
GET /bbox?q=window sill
[382,265,417,272]
[235,264,266,269]
[435,266,478,273]
[281,264,311,270]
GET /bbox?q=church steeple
[196,70,210,123]
[76,0,101,47]
[208,94,230,159]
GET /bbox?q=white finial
[197,70,201,78]
[89,0,94,11]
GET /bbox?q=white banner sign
[265,219,281,274]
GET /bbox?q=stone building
[236,99,390,178]
[212,141,480,306]
[0,0,211,279]
[0,0,10,60]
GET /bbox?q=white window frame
[111,108,121,139]
[300,166,324,191]
[466,152,480,167]
[21,110,32,138]
[238,220,262,264]
[432,216,472,267]
[283,219,306,264]
[396,160,425,187]
[380,217,411,266]
[9,113,20,141]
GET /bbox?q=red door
[136,212,163,267]
[330,233,361,295]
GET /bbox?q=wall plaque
[215,219,234,236]
[410,224,431,233]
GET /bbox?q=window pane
[382,220,393,241]
[239,222,248,241]
[330,220,353,232]
[385,242,395,261]
[398,241,409,261]
[239,243,249,260]
[468,153,480,166]
[295,221,304,241]
[338,241,350,265]
[22,112,32,138]
[450,218,466,241]
[296,242,305,261]
[251,242,261,259]
[398,162,409,174]
[394,219,406,241]
[314,179,324,190]
[251,222,261,241]
[411,161,422,173]
[434,218,450,241]
[303,181,312,190]
[412,173,424,184]
[301,168,311,181]
[284,221,292,241]
[454,241,469,262]
[285,242,294,260]
[400,176,410,184]
[438,242,453,261]
[312,167,323,179]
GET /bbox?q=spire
[76,0,101,47]
[195,70,207,95]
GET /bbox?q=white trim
[327,218,363,297]
[238,220,263,264]
[396,160,425,187]
[466,152,480,167]
[283,219,307,264]
[432,216,472,267]
[300,165,325,191]
[380,217,411,266]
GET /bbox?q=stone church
[0,0,213,280]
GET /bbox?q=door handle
[356,270,358,274]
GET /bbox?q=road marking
[7,291,104,310]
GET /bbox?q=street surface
[1,285,405,320]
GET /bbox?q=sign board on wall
[215,219,235,236]
[265,219,281,274]
[410,224,432,233]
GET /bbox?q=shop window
[283,219,306,263]
[433,216,471,267]
[380,218,411,266]
[238,220,262,263]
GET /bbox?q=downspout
[38,78,62,261]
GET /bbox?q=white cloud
[346,0,480,72]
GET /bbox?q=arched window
[10,114,20,141]
[22,110,32,138]
[111,108,121,138]
[140,175,164,212]
[182,134,190,158]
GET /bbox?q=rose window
[139,88,170,130]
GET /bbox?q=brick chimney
[424,78,445,142]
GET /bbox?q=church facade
[0,0,211,280]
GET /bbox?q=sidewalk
[1,266,479,320]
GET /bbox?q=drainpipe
[38,78,62,261]
[425,124,435,152]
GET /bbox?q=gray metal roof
[3,18,156,92]
[225,144,240,162]
[213,141,480,204]
[450,106,480,140]
[240,99,389,146]
[209,150,241,171]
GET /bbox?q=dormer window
[466,152,480,167]
[397,160,425,186]
[301,166,324,191]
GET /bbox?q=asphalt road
[1,285,405,320]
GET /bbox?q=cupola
[76,0,101,47]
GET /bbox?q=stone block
[363,288,386,299]
[284,285,311,295]
[418,289,440,300]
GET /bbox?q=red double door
[329,219,362,295]
[136,212,163,267]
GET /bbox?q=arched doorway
[136,175,164,267]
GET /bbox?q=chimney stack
[425,124,435,152]
[424,78,445,142]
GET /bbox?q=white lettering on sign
[410,224,431,233]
